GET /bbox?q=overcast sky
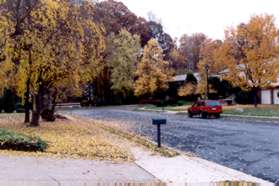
[115,0,279,40]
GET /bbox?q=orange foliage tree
[221,15,279,106]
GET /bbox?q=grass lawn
[223,105,279,117]
[0,114,131,161]
[137,103,191,112]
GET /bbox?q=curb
[222,114,279,120]
[222,114,279,123]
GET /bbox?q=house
[171,71,279,105]
[170,73,200,84]
[168,73,200,99]
[219,64,279,105]
[261,77,279,104]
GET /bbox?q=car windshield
[206,101,220,107]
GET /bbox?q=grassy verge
[96,123,179,157]
[0,114,131,161]
[223,105,279,117]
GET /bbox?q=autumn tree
[106,29,141,98]
[134,39,172,97]
[221,15,279,106]
[179,33,206,71]
[197,39,223,96]
[94,0,151,45]
[169,47,185,74]
[1,0,105,126]
[94,0,174,54]
[0,0,40,122]
[93,0,175,103]
[93,0,151,103]
[0,11,14,94]
[148,21,174,58]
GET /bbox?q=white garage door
[261,90,271,104]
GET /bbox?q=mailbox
[152,118,167,148]
[152,119,167,125]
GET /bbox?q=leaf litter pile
[0,114,132,161]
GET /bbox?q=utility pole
[205,64,209,99]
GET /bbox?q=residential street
[71,107,279,182]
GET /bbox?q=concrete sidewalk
[0,155,158,186]
[132,147,274,186]
[0,150,274,186]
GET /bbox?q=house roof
[171,73,201,82]
[172,74,187,82]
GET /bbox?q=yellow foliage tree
[1,0,105,126]
[178,83,197,97]
[134,38,172,97]
[106,29,141,97]
[0,14,14,94]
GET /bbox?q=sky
[115,0,279,40]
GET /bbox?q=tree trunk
[30,109,40,126]
[30,87,43,127]
[51,91,57,113]
[24,46,32,123]
[24,80,30,123]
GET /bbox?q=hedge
[0,129,47,152]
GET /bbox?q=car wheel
[202,112,208,119]
[188,112,193,118]
[215,114,220,118]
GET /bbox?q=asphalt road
[70,107,279,182]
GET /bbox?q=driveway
[70,107,279,182]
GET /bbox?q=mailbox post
[152,119,167,148]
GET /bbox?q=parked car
[188,100,222,118]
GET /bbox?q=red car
[188,100,222,118]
